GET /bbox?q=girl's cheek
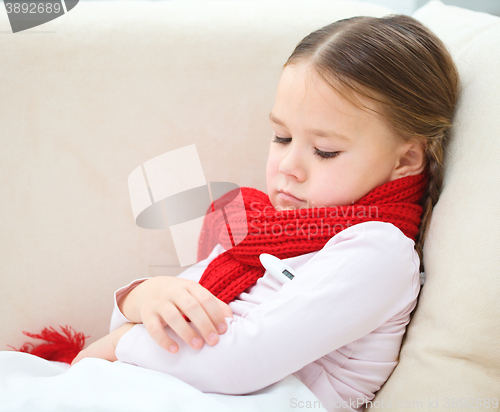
[266,151,281,176]
[265,155,278,191]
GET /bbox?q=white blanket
[0,352,327,412]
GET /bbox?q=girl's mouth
[278,191,304,204]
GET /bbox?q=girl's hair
[284,15,460,273]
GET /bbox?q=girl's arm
[109,244,229,351]
[72,245,228,366]
[114,222,420,395]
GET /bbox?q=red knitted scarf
[197,172,428,305]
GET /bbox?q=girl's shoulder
[324,221,416,249]
[286,221,421,317]
[319,221,420,278]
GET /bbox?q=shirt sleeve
[115,222,419,395]
[109,243,227,333]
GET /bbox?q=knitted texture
[196,173,428,305]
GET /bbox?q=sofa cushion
[367,0,500,407]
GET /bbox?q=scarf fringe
[9,325,89,364]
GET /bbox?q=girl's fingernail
[217,323,226,333]
[208,332,217,343]
[191,337,203,347]
[169,345,178,353]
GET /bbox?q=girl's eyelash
[314,148,340,159]
[272,135,340,159]
[272,135,291,144]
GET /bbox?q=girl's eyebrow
[269,112,350,141]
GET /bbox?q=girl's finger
[186,286,231,339]
[143,313,181,354]
[217,299,234,321]
[158,300,210,350]
[168,291,222,347]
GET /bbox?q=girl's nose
[278,146,306,182]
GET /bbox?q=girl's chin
[268,199,295,211]
[274,205,297,211]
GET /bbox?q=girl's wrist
[118,285,143,323]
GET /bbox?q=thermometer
[259,253,296,283]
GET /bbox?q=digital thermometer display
[282,269,294,281]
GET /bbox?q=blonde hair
[284,15,460,272]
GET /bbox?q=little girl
[72,14,459,412]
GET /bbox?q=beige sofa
[1,0,499,408]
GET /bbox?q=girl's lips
[278,191,304,204]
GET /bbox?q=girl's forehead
[275,63,382,125]
[272,63,399,149]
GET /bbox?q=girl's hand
[118,276,234,354]
[71,323,135,366]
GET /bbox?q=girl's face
[266,62,410,210]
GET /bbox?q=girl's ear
[391,141,426,180]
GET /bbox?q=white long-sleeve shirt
[111,221,421,412]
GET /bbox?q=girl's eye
[272,135,339,159]
[314,148,340,159]
[272,135,291,144]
